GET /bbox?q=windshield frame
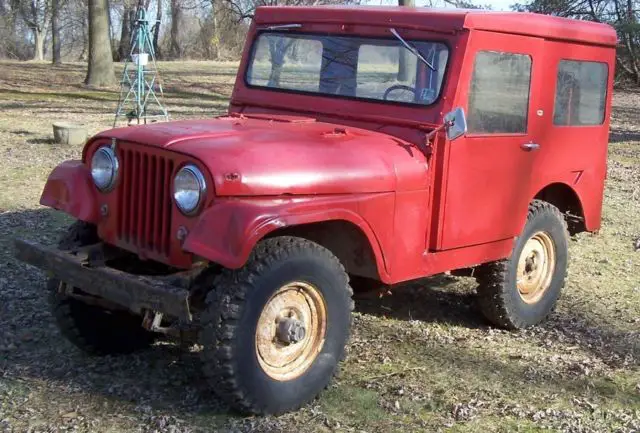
[243,30,452,109]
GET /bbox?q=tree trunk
[153,0,162,58]
[169,0,182,59]
[52,0,61,64]
[397,0,415,82]
[77,8,89,61]
[211,0,219,59]
[33,27,45,61]
[106,0,115,53]
[118,4,133,61]
[85,0,116,86]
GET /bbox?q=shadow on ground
[0,208,230,423]
[609,129,640,143]
[353,273,485,329]
[0,208,638,430]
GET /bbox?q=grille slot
[116,145,174,256]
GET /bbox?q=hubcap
[516,232,556,304]
[255,281,327,381]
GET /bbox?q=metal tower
[114,4,169,126]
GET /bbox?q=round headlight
[173,164,206,215]
[91,146,118,192]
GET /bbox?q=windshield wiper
[264,23,302,31]
[390,28,436,72]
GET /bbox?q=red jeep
[16,7,616,414]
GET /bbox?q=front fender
[182,195,390,280]
[40,160,99,224]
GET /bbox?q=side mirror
[444,107,467,141]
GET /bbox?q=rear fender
[40,160,99,224]
[182,196,390,281]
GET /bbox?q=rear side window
[467,51,532,134]
[553,60,608,126]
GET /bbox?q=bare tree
[514,0,640,85]
[78,3,89,60]
[613,0,640,84]
[169,0,183,58]
[0,0,27,59]
[51,0,61,63]
[153,0,162,57]
[85,0,116,86]
[20,0,51,60]
[210,0,220,58]
[223,0,348,20]
[117,0,134,60]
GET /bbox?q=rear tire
[199,236,353,415]
[475,200,569,329]
[49,221,155,356]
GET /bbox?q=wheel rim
[255,281,327,381]
[516,231,556,304]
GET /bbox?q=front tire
[199,236,353,415]
[475,200,569,329]
[49,221,155,355]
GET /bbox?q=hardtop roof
[254,6,617,47]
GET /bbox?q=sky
[419,0,515,10]
[368,0,515,11]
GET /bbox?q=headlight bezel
[91,146,119,192]
[173,164,207,216]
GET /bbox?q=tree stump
[53,122,88,145]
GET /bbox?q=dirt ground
[0,61,638,433]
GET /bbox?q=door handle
[521,142,540,151]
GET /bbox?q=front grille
[116,144,175,256]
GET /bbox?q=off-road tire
[199,236,354,415]
[49,221,155,356]
[475,200,569,329]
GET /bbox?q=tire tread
[49,221,154,355]
[198,236,354,414]
[475,200,568,329]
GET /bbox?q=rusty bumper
[14,239,192,321]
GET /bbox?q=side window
[553,60,608,126]
[467,51,532,134]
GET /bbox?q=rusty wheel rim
[516,231,556,304]
[255,281,327,381]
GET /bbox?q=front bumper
[14,239,192,321]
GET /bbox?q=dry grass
[0,60,638,433]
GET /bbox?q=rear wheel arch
[533,183,586,235]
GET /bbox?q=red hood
[95,115,428,196]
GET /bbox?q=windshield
[246,32,449,106]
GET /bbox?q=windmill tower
[114,2,169,126]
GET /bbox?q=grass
[0,60,638,433]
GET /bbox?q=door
[438,31,545,250]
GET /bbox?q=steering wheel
[383,84,417,102]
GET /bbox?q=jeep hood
[95,115,428,196]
